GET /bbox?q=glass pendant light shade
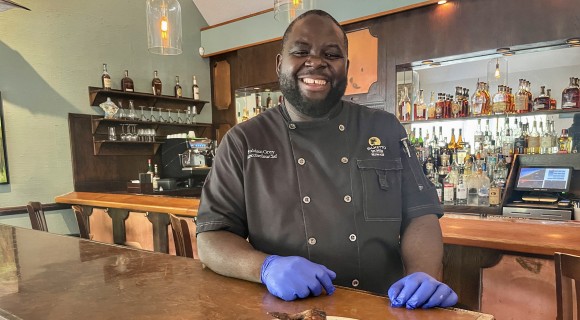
[487,57,508,89]
[274,0,315,23]
[146,0,182,55]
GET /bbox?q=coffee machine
[160,138,214,190]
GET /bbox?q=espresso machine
[160,138,214,190]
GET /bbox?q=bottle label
[444,184,455,202]
[489,187,500,205]
[103,78,112,89]
[436,188,442,202]
[177,87,182,97]
[194,87,200,100]
[456,185,467,199]
[515,95,528,111]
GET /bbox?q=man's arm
[400,214,443,279]
[197,230,266,283]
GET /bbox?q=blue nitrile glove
[388,272,458,309]
[260,255,336,301]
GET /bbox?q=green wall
[0,0,210,214]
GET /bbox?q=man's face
[277,15,349,118]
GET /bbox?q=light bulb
[494,61,501,79]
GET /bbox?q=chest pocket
[357,159,403,221]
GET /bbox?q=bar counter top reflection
[0,224,493,320]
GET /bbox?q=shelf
[444,205,501,216]
[401,108,580,125]
[92,139,163,156]
[88,86,208,114]
[90,116,212,134]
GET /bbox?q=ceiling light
[570,43,580,47]
[421,59,434,65]
[0,0,30,12]
[146,0,183,55]
[496,47,511,53]
[274,0,314,23]
[502,51,515,56]
[566,38,580,44]
[437,0,447,4]
[430,62,441,67]
[253,87,261,90]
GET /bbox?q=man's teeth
[302,78,327,85]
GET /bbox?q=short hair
[281,10,348,54]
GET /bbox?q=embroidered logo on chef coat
[247,148,278,159]
[367,136,386,157]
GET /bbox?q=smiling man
[196,10,457,310]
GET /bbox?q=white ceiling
[192,0,272,26]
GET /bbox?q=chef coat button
[289,123,296,130]
[308,237,317,245]
[352,279,360,287]
[344,195,352,203]
[303,196,311,204]
[341,157,349,164]
[349,234,357,242]
[338,124,345,131]
[298,158,306,165]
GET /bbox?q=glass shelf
[401,108,580,125]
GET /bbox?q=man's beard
[279,72,347,118]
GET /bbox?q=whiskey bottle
[400,87,411,121]
[488,175,501,207]
[121,70,134,92]
[533,86,549,110]
[514,79,529,113]
[547,89,557,109]
[152,71,162,96]
[451,87,462,118]
[461,88,470,117]
[471,82,489,116]
[174,76,182,98]
[435,93,444,119]
[153,164,160,191]
[266,93,273,109]
[562,77,580,109]
[491,85,508,114]
[427,91,436,120]
[525,80,533,111]
[527,120,540,154]
[102,63,112,90]
[558,129,572,153]
[192,76,200,100]
[414,89,427,120]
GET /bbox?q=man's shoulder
[343,100,399,122]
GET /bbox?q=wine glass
[149,107,156,122]
[167,109,174,123]
[176,109,183,124]
[158,108,165,123]
[139,106,147,121]
[117,100,125,119]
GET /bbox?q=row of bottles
[398,76,580,122]
[101,63,200,99]
[146,159,161,191]
[237,92,283,123]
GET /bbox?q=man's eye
[292,51,308,56]
[325,53,342,59]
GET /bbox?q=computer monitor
[515,166,573,193]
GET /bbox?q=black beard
[279,73,347,118]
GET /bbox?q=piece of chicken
[268,308,327,320]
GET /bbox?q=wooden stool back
[169,214,194,258]
[556,252,580,320]
[71,205,91,240]
[26,201,48,232]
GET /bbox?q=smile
[301,78,328,86]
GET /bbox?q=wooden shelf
[92,139,163,156]
[444,205,502,216]
[401,108,580,125]
[88,86,208,114]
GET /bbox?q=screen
[515,166,573,192]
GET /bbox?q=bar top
[55,191,199,217]
[441,214,580,256]
[0,224,492,320]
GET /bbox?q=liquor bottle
[192,76,200,100]
[514,121,526,155]
[533,86,550,110]
[558,129,572,153]
[466,168,480,206]
[491,85,508,114]
[152,71,162,96]
[456,129,466,167]
[266,93,273,109]
[435,93,444,119]
[427,91,436,120]
[174,76,182,98]
[525,80,533,111]
[255,93,262,115]
[489,175,501,207]
[461,88,470,117]
[443,169,455,205]
[153,164,160,191]
[474,119,483,152]
[550,120,559,154]
[547,89,557,109]
[507,87,515,113]
[527,120,540,154]
[451,87,462,118]
[540,121,552,154]
[400,87,412,121]
[477,167,490,206]
[414,89,427,120]
[121,70,134,92]
[455,168,468,205]
[514,79,529,113]
[444,94,452,118]
[448,128,457,153]
[561,77,580,109]
[102,63,112,90]
[433,172,443,203]
[147,159,154,181]
[471,82,490,116]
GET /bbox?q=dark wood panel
[237,40,281,89]
[210,52,239,140]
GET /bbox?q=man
[196,10,458,310]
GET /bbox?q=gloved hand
[260,255,336,301]
[388,272,458,309]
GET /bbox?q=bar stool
[26,201,48,232]
[555,252,580,320]
[71,205,91,240]
[168,214,194,258]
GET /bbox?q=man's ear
[276,53,282,77]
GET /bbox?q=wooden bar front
[0,224,493,320]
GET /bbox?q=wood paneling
[345,28,378,96]
[237,40,281,89]
[213,60,232,110]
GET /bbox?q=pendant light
[274,0,315,23]
[0,0,30,12]
[146,0,182,55]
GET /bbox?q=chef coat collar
[278,100,345,129]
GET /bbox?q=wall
[0,0,210,228]
[200,0,434,56]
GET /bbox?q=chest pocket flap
[357,158,403,221]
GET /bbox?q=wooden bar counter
[0,224,493,320]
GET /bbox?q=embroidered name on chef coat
[366,137,386,157]
[247,149,278,160]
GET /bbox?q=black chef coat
[196,100,443,294]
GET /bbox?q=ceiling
[192,0,272,26]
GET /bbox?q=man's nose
[305,55,326,68]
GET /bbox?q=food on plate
[268,308,327,320]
